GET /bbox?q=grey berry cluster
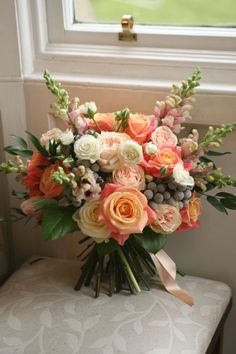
[143,180,193,211]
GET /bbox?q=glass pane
[74,0,236,26]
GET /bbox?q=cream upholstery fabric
[0,257,231,354]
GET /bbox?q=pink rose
[99,184,156,245]
[98,132,129,172]
[151,204,182,234]
[112,165,145,190]
[151,126,178,146]
[124,114,157,144]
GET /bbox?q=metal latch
[119,15,137,42]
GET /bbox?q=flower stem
[116,247,141,294]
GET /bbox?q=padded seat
[0,257,231,354]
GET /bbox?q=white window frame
[16,0,236,94]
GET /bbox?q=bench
[0,257,231,354]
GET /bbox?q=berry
[184,189,192,199]
[163,191,171,200]
[157,183,166,193]
[91,163,100,172]
[144,190,154,200]
[149,201,159,211]
[154,193,164,204]
[174,191,184,201]
[168,197,177,207]
[168,182,177,190]
[178,201,184,209]
[147,182,156,190]
[177,184,186,191]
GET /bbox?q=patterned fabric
[0,257,231,354]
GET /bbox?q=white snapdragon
[74,135,101,163]
[60,129,74,145]
[118,140,143,165]
[173,163,194,186]
[78,102,97,116]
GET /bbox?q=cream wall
[0,1,236,352]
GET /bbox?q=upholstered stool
[0,257,231,354]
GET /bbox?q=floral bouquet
[1,68,236,305]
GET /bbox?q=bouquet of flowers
[1,68,236,304]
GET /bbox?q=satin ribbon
[150,249,193,306]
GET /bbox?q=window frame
[16,0,236,95]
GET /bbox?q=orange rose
[125,114,157,143]
[88,113,116,132]
[141,146,182,178]
[39,163,64,199]
[178,194,201,231]
[23,152,50,197]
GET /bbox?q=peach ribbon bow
[150,249,193,306]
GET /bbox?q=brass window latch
[119,15,137,42]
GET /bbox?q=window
[74,0,236,26]
[16,0,236,96]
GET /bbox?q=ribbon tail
[150,249,193,306]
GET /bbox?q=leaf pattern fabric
[0,257,231,354]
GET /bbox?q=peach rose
[99,184,156,245]
[39,163,64,199]
[88,113,116,132]
[178,194,201,231]
[125,114,157,144]
[40,128,62,147]
[112,165,145,190]
[21,197,43,216]
[151,204,182,234]
[98,132,130,172]
[141,145,183,178]
[151,126,178,146]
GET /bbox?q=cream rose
[118,140,143,165]
[73,200,110,242]
[98,132,130,172]
[151,204,182,234]
[112,165,145,190]
[40,128,62,147]
[74,135,101,163]
[21,197,43,216]
[60,129,74,145]
[151,126,178,147]
[173,163,194,186]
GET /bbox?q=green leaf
[216,192,236,200]
[4,146,33,158]
[10,134,28,149]
[35,199,58,209]
[26,131,48,157]
[134,228,167,254]
[221,199,236,210]
[12,190,28,200]
[10,207,26,216]
[96,238,118,258]
[206,196,228,214]
[41,206,78,240]
[0,216,4,222]
[206,150,231,156]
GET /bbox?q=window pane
[74,0,236,26]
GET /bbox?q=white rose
[60,129,74,145]
[78,101,97,116]
[118,140,143,165]
[73,200,110,242]
[173,163,194,186]
[74,135,101,163]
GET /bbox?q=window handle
[119,15,137,42]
